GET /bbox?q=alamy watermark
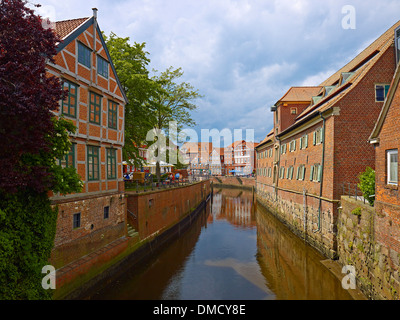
[341,265,356,290]
[342,5,356,30]
[42,265,56,290]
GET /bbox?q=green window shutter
[302,166,306,180]
[313,131,317,145]
[290,167,294,180]
[299,138,303,150]
[296,167,300,180]
[384,85,390,98]
[294,140,296,151]
[310,165,314,181]
[305,135,308,148]
[286,167,290,179]
[320,128,324,143]
[318,165,322,182]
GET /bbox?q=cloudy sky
[34,0,400,143]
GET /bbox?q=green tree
[0,0,82,299]
[358,167,375,206]
[148,67,201,181]
[104,32,158,169]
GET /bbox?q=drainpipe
[92,8,97,85]
[314,113,326,233]
[275,137,281,202]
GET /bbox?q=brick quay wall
[338,196,400,300]
[53,180,211,300]
[211,176,256,190]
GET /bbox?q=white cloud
[35,0,400,143]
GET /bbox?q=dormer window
[323,86,336,97]
[340,72,354,85]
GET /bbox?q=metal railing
[340,182,374,206]
[124,175,208,194]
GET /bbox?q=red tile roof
[277,86,322,103]
[54,18,90,39]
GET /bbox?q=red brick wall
[375,62,400,253]
[126,181,211,240]
[50,193,127,269]
[333,47,396,200]
[278,102,310,134]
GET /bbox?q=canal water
[82,188,353,300]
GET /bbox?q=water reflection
[255,202,353,300]
[80,188,353,300]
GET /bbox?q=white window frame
[387,149,398,185]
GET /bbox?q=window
[107,148,117,179]
[281,144,287,154]
[297,165,306,180]
[290,107,297,115]
[375,84,390,102]
[310,164,322,182]
[104,206,110,219]
[289,140,296,152]
[313,128,324,145]
[73,213,81,229]
[287,166,294,180]
[62,81,78,117]
[58,143,76,168]
[387,149,398,185]
[78,42,91,68]
[300,134,308,150]
[87,145,100,181]
[108,101,118,129]
[97,55,109,78]
[89,92,102,124]
[279,167,285,179]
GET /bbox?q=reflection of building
[256,205,352,300]
[210,189,256,228]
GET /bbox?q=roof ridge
[55,17,90,23]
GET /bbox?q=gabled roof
[53,13,128,104]
[277,19,400,137]
[369,62,400,143]
[277,86,322,104]
[256,129,274,149]
[55,18,90,39]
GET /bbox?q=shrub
[358,167,375,206]
[351,207,362,216]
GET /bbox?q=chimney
[92,7,98,19]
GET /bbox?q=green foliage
[0,191,58,299]
[351,207,362,216]
[357,167,375,206]
[104,32,157,168]
[48,117,83,195]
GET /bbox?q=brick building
[369,24,400,256]
[47,9,128,268]
[256,20,400,258]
